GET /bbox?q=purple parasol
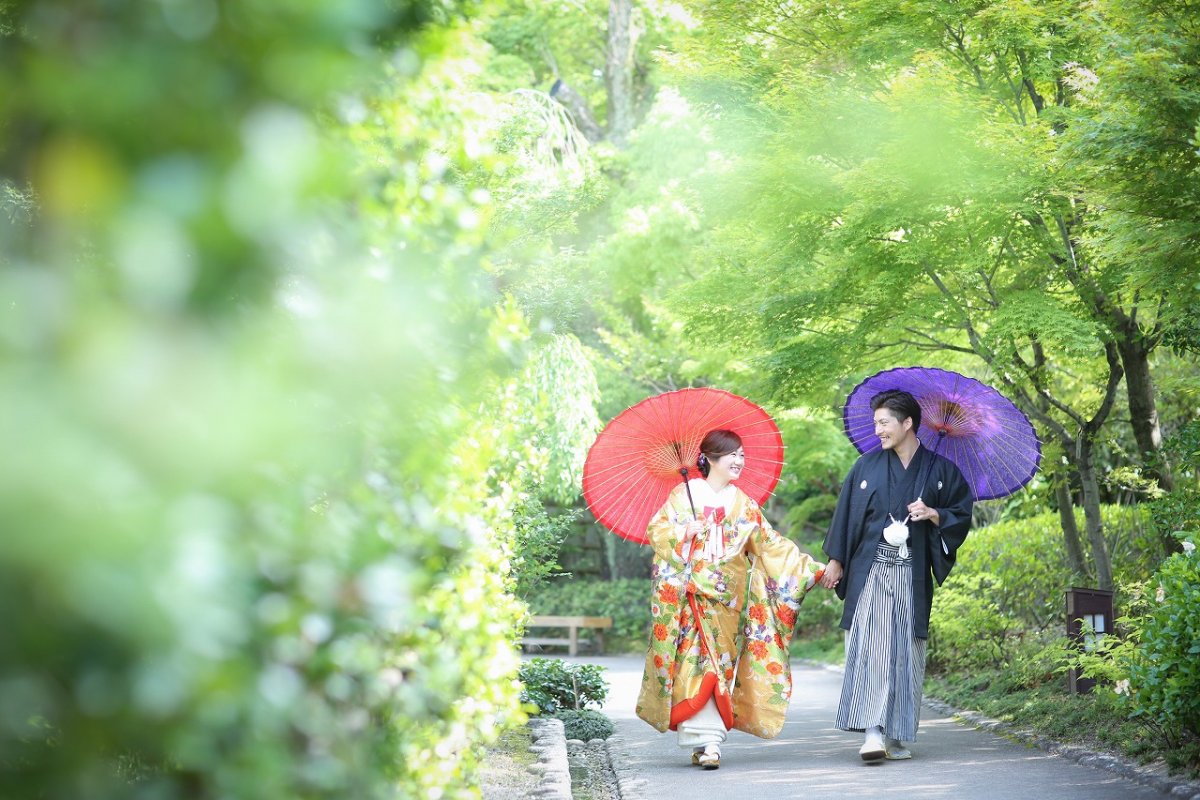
[843,366,1041,501]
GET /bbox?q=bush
[526,578,650,643]
[0,6,575,797]
[554,709,614,741]
[511,495,575,599]
[519,658,608,715]
[1127,539,1200,767]
[949,505,1154,632]
[928,574,1022,673]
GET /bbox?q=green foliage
[1007,634,1076,691]
[783,552,849,659]
[520,334,603,505]
[511,494,576,599]
[518,658,608,715]
[774,410,858,536]
[1066,625,1141,689]
[781,495,837,534]
[1060,0,1200,335]
[929,574,1021,672]
[0,0,461,308]
[948,505,1156,632]
[526,578,649,642]
[1126,539,1200,763]
[554,709,614,741]
[926,505,1157,679]
[1149,419,1200,552]
[0,2,606,798]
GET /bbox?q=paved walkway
[568,654,1195,800]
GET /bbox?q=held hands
[907,499,940,526]
[819,559,843,590]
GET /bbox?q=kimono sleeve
[646,487,692,565]
[822,464,859,600]
[731,501,824,739]
[929,458,973,585]
[745,505,823,641]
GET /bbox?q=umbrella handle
[913,429,948,506]
[678,467,706,568]
[679,467,698,518]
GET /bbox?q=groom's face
[873,409,911,451]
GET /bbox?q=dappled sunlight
[4,0,1198,797]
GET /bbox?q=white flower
[1114,678,1131,696]
[1183,540,1195,554]
[1156,585,1166,603]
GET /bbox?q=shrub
[928,574,1021,673]
[510,495,575,599]
[526,578,650,642]
[519,658,608,715]
[1009,633,1075,690]
[554,709,615,741]
[1127,538,1200,765]
[949,505,1154,632]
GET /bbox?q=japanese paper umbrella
[582,388,784,544]
[842,366,1041,501]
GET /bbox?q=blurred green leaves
[0,1,566,798]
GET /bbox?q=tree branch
[1084,341,1124,435]
[925,262,1079,447]
[1012,345,1089,431]
[1014,49,1046,115]
[943,24,1023,124]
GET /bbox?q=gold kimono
[635,484,823,739]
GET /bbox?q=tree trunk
[605,0,635,146]
[1118,336,1175,491]
[1077,441,1114,590]
[1047,211,1174,492]
[549,79,604,143]
[1054,479,1090,580]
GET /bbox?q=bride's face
[710,448,745,482]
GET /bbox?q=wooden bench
[521,615,613,656]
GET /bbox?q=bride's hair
[697,429,742,478]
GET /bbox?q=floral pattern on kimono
[635,483,823,739]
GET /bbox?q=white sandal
[697,744,721,770]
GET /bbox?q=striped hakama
[835,543,927,742]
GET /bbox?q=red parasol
[582,388,785,544]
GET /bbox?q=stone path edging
[605,721,650,800]
[527,718,572,800]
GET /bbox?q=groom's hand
[819,559,843,589]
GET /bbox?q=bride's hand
[683,519,706,540]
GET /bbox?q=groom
[819,389,973,761]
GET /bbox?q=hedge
[527,578,651,643]
[928,504,1154,674]
[0,4,537,798]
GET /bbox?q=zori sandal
[698,745,721,770]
